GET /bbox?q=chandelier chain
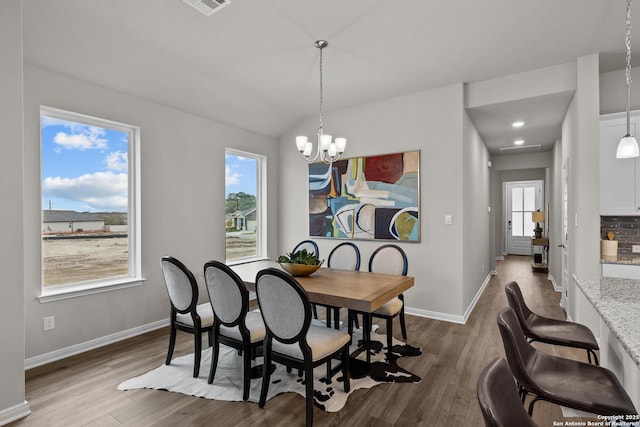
[319,44,324,133]
[627,0,633,135]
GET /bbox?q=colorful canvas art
[308,150,420,241]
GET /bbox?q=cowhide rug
[118,328,421,412]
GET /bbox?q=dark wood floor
[10,256,600,426]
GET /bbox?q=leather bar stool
[497,306,637,417]
[505,281,599,364]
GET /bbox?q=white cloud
[105,151,128,171]
[225,164,240,186]
[43,172,128,211]
[54,129,108,150]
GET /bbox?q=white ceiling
[21,0,633,155]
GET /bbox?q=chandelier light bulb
[296,136,308,153]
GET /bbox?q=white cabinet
[600,111,640,214]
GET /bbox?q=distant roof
[42,210,105,223]
[225,207,256,220]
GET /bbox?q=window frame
[38,106,143,303]
[225,148,267,265]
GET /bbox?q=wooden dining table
[231,260,414,368]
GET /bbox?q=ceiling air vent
[499,144,542,154]
[182,0,230,16]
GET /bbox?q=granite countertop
[600,255,640,265]
[573,275,640,369]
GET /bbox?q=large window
[40,106,141,296]
[225,149,266,262]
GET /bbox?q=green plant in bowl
[277,249,323,276]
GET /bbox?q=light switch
[444,214,452,225]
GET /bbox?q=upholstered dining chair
[292,239,319,258]
[497,306,637,417]
[477,357,537,427]
[348,244,408,360]
[255,268,351,427]
[505,281,600,365]
[204,260,266,401]
[324,242,361,328]
[292,239,321,318]
[160,256,214,378]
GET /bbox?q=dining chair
[349,244,408,360]
[204,260,266,401]
[497,306,637,417]
[160,256,214,378]
[477,357,537,427]
[505,281,599,364]
[292,239,319,258]
[255,268,351,427]
[292,239,321,318]
[324,242,361,328]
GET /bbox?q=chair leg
[386,317,393,360]
[165,325,176,365]
[399,307,407,340]
[528,396,543,416]
[242,343,251,401]
[208,337,220,384]
[342,346,350,393]
[208,329,214,347]
[588,349,599,365]
[312,304,318,319]
[333,307,340,330]
[304,364,314,427]
[259,341,272,408]
[348,311,354,336]
[193,329,202,378]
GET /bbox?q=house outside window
[40,106,141,299]
[225,149,266,262]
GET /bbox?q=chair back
[160,256,198,314]
[477,358,538,427]
[204,260,248,327]
[328,242,361,271]
[255,268,311,344]
[369,244,408,276]
[505,281,536,333]
[496,307,538,394]
[292,240,319,258]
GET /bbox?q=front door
[505,181,543,255]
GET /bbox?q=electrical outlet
[44,316,55,331]
[633,245,640,253]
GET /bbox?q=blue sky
[41,116,128,212]
[225,154,256,198]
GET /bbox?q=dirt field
[42,236,129,287]
[42,232,257,286]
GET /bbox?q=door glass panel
[512,212,523,236]
[512,188,522,211]
[523,187,535,211]
[524,211,534,237]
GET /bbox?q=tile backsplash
[600,216,640,257]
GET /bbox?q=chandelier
[617,0,640,158]
[295,40,346,164]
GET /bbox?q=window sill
[38,277,146,303]
[226,257,270,267]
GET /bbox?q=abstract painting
[308,150,420,241]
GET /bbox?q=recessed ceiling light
[514,139,525,145]
[512,121,525,128]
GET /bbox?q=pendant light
[617,0,640,158]
[295,40,346,165]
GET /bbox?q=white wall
[0,1,30,424]
[22,64,280,359]
[548,139,563,291]
[563,54,601,322]
[462,111,492,309]
[279,83,481,320]
[600,66,640,114]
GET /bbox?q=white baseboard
[496,256,505,261]
[405,271,494,325]
[24,319,169,370]
[548,273,561,292]
[0,401,30,426]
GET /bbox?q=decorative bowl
[278,262,323,277]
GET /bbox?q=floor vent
[499,144,542,154]
[182,0,230,16]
